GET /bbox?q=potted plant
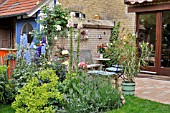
[97,44,106,58]
[120,33,152,95]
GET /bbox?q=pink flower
[78,62,87,68]
[66,19,74,28]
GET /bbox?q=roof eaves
[27,0,52,17]
[0,12,26,18]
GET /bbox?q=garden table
[106,67,125,80]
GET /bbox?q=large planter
[122,81,135,95]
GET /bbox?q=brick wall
[58,0,136,33]
[55,0,136,58]
[54,27,112,58]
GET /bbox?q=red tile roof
[0,0,43,17]
[125,0,153,4]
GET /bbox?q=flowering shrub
[97,44,106,53]
[32,4,69,48]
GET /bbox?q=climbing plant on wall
[32,4,69,49]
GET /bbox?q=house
[125,0,170,76]
[0,0,56,60]
[0,0,57,48]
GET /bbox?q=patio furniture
[106,65,125,80]
[73,50,102,69]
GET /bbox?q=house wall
[59,0,136,33]
[16,18,37,44]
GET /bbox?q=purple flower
[42,36,46,44]
[37,45,42,55]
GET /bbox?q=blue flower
[16,50,22,58]
[41,44,46,55]
[8,54,10,60]
[20,34,28,48]
[23,50,31,65]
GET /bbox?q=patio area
[135,73,170,104]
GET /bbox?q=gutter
[27,0,52,17]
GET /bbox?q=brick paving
[135,73,170,104]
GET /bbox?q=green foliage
[62,72,121,112]
[12,69,63,113]
[121,33,152,82]
[11,59,39,91]
[32,5,69,48]
[76,29,81,72]
[105,22,122,67]
[69,27,73,72]
[0,65,15,104]
[0,104,15,113]
[0,65,7,74]
[110,22,120,42]
[4,53,16,62]
[46,60,67,82]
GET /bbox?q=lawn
[0,104,15,113]
[0,96,170,113]
[108,96,170,113]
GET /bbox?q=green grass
[108,96,170,113]
[0,104,15,113]
[1,96,170,113]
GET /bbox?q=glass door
[160,11,170,75]
[138,13,156,72]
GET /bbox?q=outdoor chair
[73,50,102,70]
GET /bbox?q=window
[21,23,33,44]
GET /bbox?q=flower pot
[99,53,103,58]
[122,81,135,95]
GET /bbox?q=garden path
[135,73,170,104]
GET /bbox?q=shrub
[0,65,15,104]
[12,69,63,113]
[62,72,121,112]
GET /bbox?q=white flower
[77,21,83,29]
[48,61,51,65]
[66,19,74,28]
[62,61,69,66]
[54,36,58,40]
[70,12,75,18]
[62,50,69,55]
[33,45,37,49]
[56,25,61,31]
[56,1,62,5]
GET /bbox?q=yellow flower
[62,61,69,65]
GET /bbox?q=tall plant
[32,4,69,58]
[76,21,83,72]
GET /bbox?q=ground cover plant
[1,96,170,113]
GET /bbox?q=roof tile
[0,0,42,17]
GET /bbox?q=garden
[0,4,170,113]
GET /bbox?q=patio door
[138,13,156,72]
[159,11,170,75]
[138,11,170,76]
